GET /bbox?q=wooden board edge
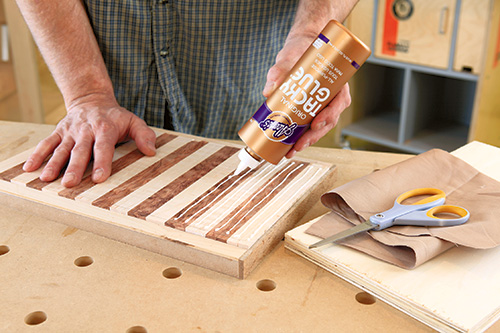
[239,165,338,278]
[0,190,243,278]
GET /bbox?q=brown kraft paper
[305,149,500,269]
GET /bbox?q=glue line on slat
[230,165,321,248]
[58,133,176,199]
[128,146,239,220]
[244,166,321,243]
[92,140,208,210]
[205,162,307,243]
[164,164,259,230]
[185,161,281,236]
[223,163,307,236]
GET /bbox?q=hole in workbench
[126,326,148,333]
[24,311,47,325]
[0,245,9,256]
[74,256,94,267]
[256,279,276,292]
[162,267,182,279]
[355,291,376,305]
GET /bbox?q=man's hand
[262,0,358,158]
[23,96,157,187]
[15,1,157,187]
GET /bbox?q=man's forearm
[290,0,359,38]
[15,0,115,108]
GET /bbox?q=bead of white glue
[235,147,262,175]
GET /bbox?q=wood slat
[128,146,239,220]
[92,140,207,210]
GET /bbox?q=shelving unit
[342,0,492,153]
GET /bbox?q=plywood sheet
[0,130,335,278]
[285,141,500,332]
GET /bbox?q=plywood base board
[285,141,500,332]
[0,130,336,278]
[285,220,500,333]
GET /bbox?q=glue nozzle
[235,147,263,175]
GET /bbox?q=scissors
[309,187,470,249]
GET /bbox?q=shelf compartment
[403,123,469,153]
[350,63,405,118]
[341,111,400,150]
[342,61,405,150]
[402,71,476,150]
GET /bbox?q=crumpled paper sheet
[305,149,500,269]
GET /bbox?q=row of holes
[1,244,376,329]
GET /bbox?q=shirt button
[159,0,168,4]
[160,49,169,57]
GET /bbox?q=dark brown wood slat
[128,146,240,220]
[0,162,26,182]
[92,140,208,210]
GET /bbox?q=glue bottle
[235,20,371,175]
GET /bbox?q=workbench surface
[1,121,497,332]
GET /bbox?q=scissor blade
[309,220,375,249]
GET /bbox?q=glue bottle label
[239,20,371,164]
[252,103,308,145]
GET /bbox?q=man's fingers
[91,135,117,184]
[61,130,94,187]
[284,84,351,159]
[129,118,157,157]
[310,84,351,131]
[39,138,75,182]
[23,133,62,172]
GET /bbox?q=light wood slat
[146,153,242,227]
[128,146,239,220]
[57,133,176,199]
[108,143,224,215]
[92,139,207,209]
[74,136,192,204]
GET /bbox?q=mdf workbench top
[0,120,491,332]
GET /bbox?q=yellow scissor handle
[372,188,469,230]
[396,187,446,206]
[426,205,469,218]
